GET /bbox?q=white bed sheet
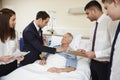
[1,55,90,80]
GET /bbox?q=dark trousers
[90,59,109,80]
[20,53,40,66]
[0,60,17,77]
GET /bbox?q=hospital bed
[1,34,91,80]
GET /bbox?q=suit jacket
[20,21,56,66]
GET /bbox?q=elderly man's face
[61,34,72,44]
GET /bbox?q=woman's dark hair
[84,0,102,12]
[0,8,16,43]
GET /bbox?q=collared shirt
[88,14,119,62]
[110,22,120,80]
[33,21,42,36]
[0,32,19,64]
[33,21,39,31]
[52,45,77,68]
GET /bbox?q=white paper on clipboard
[13,50,30,58]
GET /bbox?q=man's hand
[77,49,96,59]
[0,55,13,63]
[39,59,46,65]
[85,51,96,59]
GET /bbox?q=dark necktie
[109,22,120,69]
[38,28,42,36]
[38,28,43,45]
[92,22,98,51]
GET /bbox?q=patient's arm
[47,67,75,73]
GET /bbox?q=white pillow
[49,35,63,47]
[49,34,82,50]
[70,34,82,50]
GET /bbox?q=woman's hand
[0,55,13,63]
[16,55,24,62]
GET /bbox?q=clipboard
[14,51,30,58]
[68,50,87,57]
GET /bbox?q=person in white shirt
[0,8,24,77]
[102,0,120,80]
[78,1,118,80]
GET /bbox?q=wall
[1,0,103,38]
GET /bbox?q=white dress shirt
[88,14,119,62]
[110,24,120,80]
[33,21,39,31]
[0,32,19,64]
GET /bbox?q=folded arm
[47,67,75,73]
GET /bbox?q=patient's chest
[46,54,66,68]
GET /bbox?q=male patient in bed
[39,32,77,73]
[0,33,79,80]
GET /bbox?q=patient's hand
[39,59,46,65]
[47,67,75,73]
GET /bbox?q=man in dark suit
[20,11,64,66]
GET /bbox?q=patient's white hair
[66,32,73,41]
